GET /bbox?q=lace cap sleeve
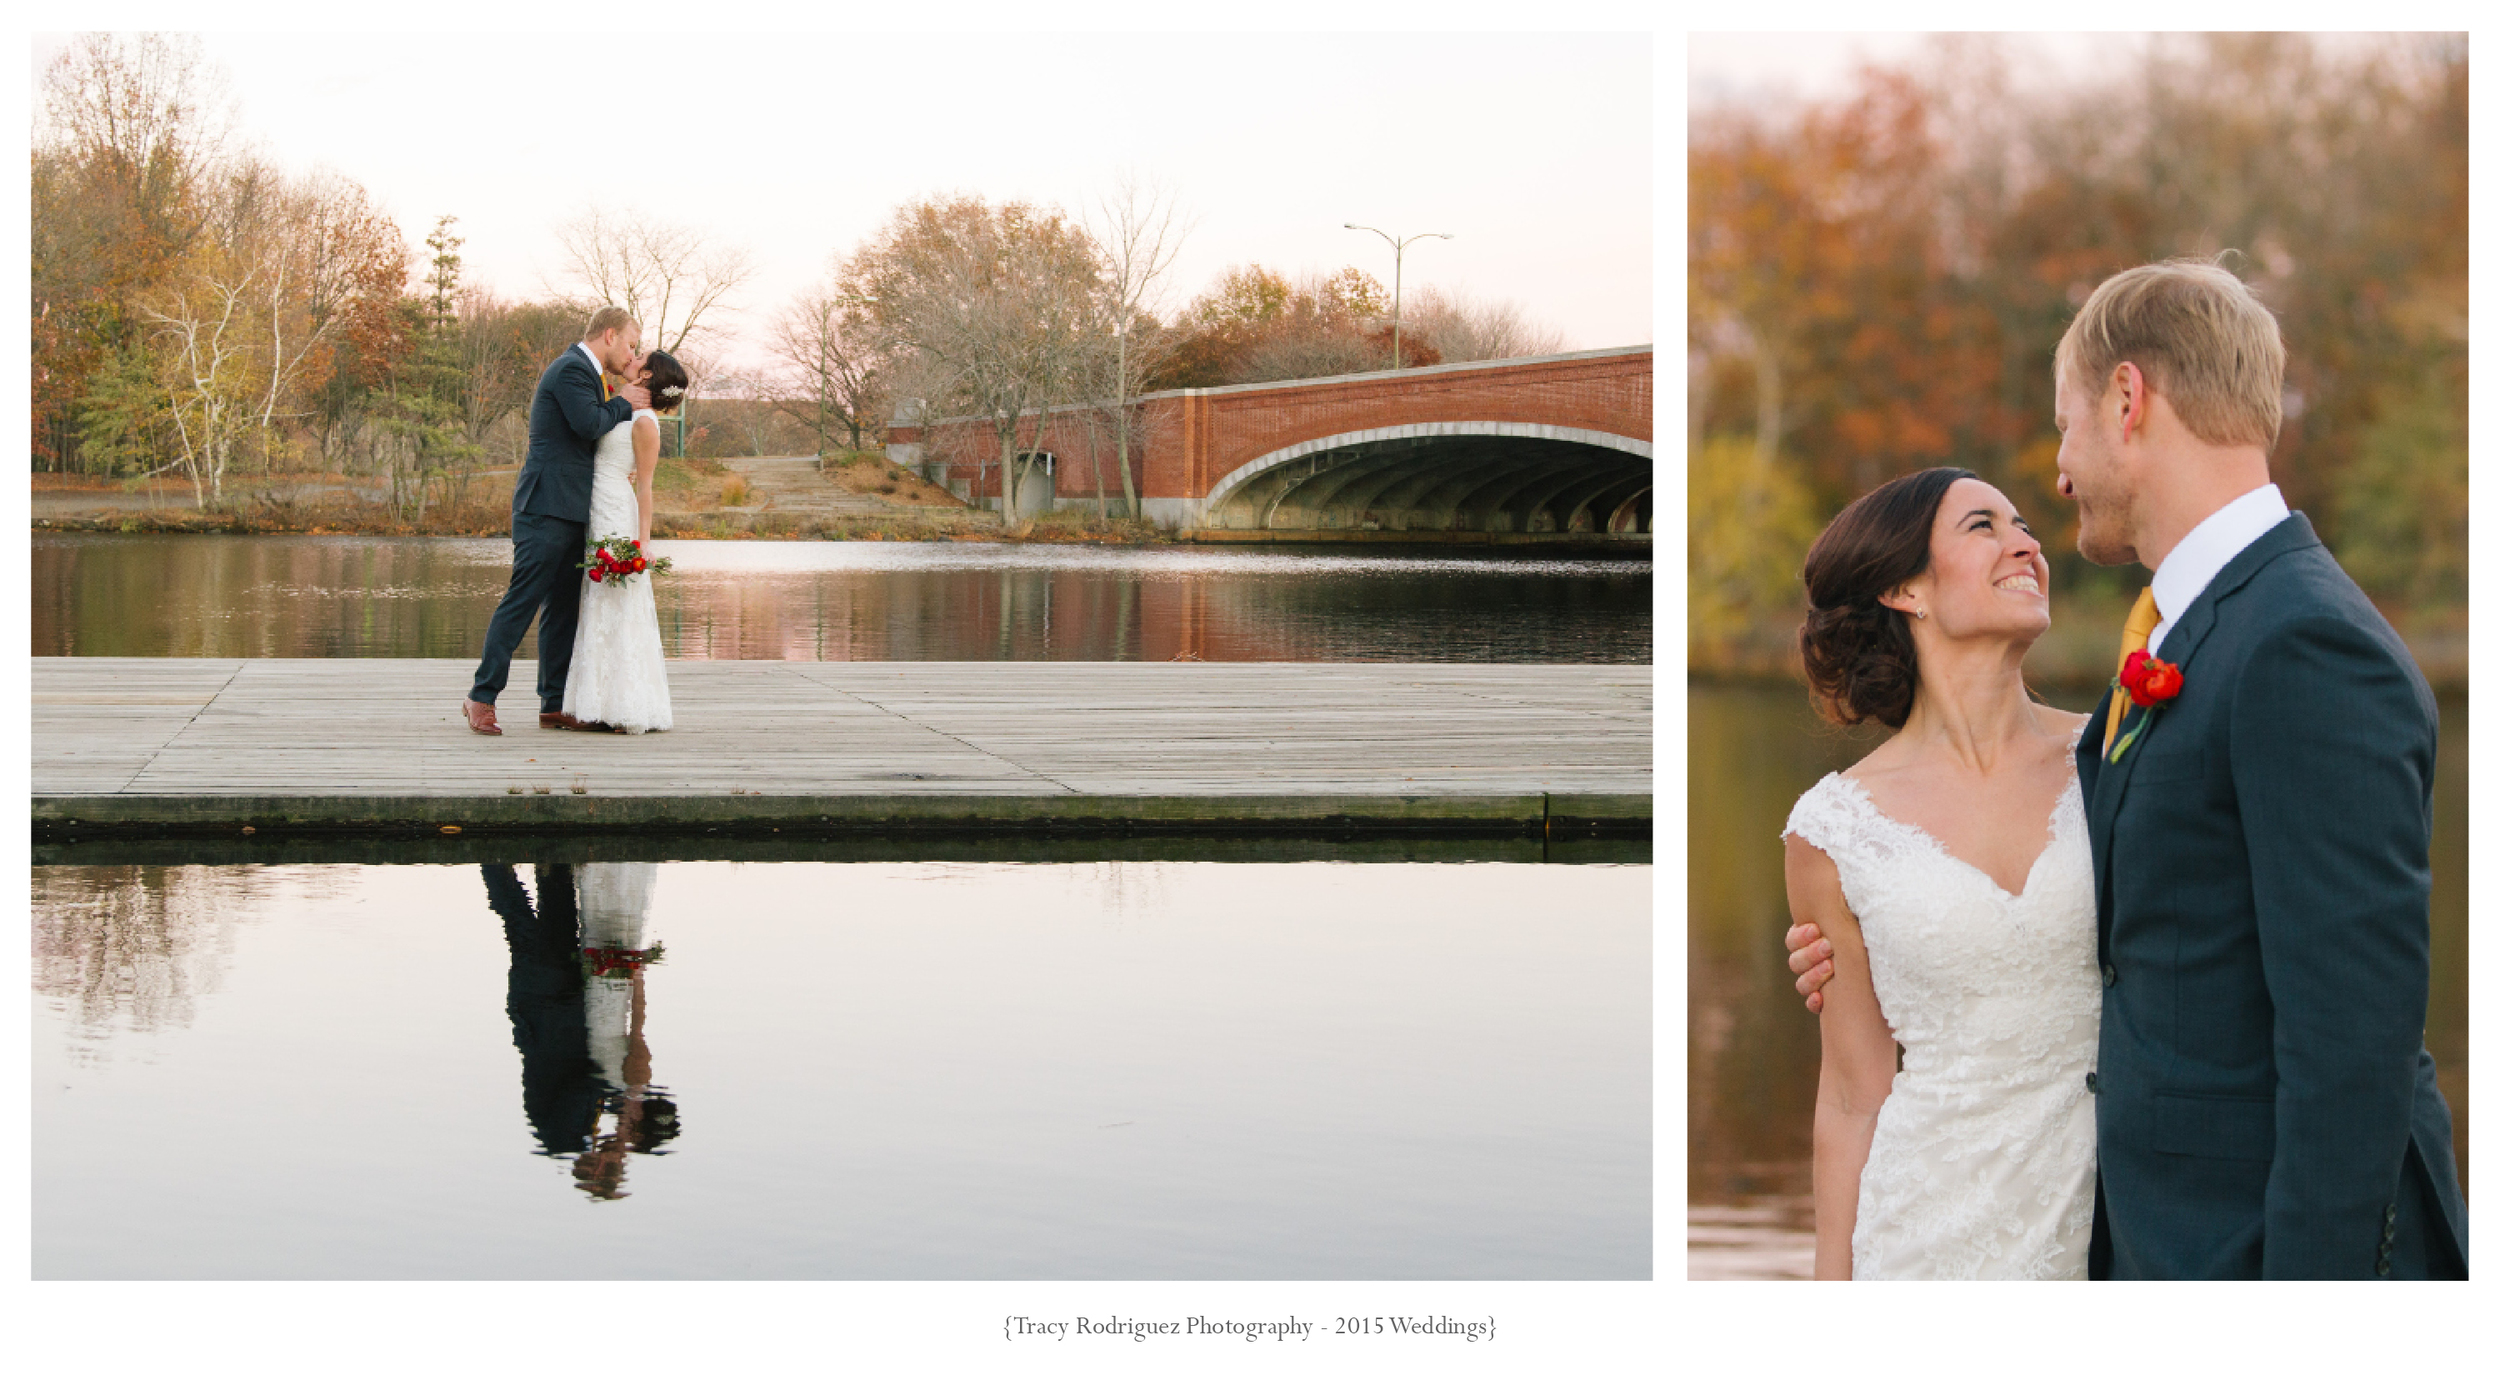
[1781,773,1860,858]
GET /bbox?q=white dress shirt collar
[575,340,603,375]
[2146,483,2290,657]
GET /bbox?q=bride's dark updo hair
[1798,466,1977,729]
[642,351,690,415]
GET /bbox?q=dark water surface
[34,857,1650,1279]
[32,534,1650,663]
[1686,680,2468,1279]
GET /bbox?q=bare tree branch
[545,205,755,354]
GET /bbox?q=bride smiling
[1779,466,2100,1280]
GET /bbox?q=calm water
[31,534,1650,663]
[1686,680,2469,1279]
[34,857,1650,1279]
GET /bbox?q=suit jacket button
[2387,1204,2400,1223]
[2377,1259,2392,1277]
[2085,1072,2100,1094]
[2101,964,2117,988]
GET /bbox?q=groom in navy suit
[462,306,650,734]
[1790,259,2464,1278]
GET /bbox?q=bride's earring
[1915,608,1928,620]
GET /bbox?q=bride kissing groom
[462,305,686,738]
[1783,259,2465,1280]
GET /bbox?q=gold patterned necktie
[2105,587,2162,759]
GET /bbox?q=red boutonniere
[2108,649,2183,763]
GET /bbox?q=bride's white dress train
[1783,759,2100,1280]
[561,411,672,734]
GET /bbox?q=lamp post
[1344,224,1453,369]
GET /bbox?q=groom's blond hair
[583,305,636,342]
[2056,258,2285,451]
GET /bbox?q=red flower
[631,558,646,571]
[588,569,604,583]
[2118,649,2184,708]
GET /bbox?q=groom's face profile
[593,324,643,375]
[2052,365,2142,568]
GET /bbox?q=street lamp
[1344,223,1453,369]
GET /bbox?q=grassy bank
[31,460,1176,546]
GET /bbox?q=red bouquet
[581,536,672,586]
[581,943,666,979]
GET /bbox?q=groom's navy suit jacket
[512,345,632,523]
[2077,513,2465,1279]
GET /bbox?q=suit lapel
[2079,689,2116,957]
[2087,512,2323,943]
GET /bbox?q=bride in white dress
[561,349,683,735]
[1780,467,2100,1280]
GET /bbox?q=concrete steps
[717,455,919,518]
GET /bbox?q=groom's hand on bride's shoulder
[1786,922,1836,1013]
[617,381,651,409]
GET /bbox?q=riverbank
[31,458,1195,544]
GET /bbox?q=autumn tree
[1401,285,1569,363]
[33,32,229,472]
[840,195,1106,526]
[1150,264,1407,389]
[764,283,884,455]
[1687,32,2470,672]
[450,290,579,462]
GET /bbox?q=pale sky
[31,31,1652,374]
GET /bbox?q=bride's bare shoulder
[1836,730,1908,784]
[2042,706,2092,746]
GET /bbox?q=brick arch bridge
[888,345,1651,539]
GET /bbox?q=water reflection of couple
[1780,261,2464,1280]
[484,861,679,1200]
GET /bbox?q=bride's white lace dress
[1783,756,2099,1280]
[561,411,672,733]
[578,862,659,1092]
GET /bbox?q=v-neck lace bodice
[1783,757,2100,1280]
[1826,771,2077,902]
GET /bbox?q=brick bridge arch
[891,344,1651,538]
[1201,421,1651,534]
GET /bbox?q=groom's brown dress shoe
[540,711,619,733]
[462,700,501,735]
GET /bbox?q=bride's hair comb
[661,385,685,398]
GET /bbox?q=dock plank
[33,659,1652,830]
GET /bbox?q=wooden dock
[32,659,1651,834]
